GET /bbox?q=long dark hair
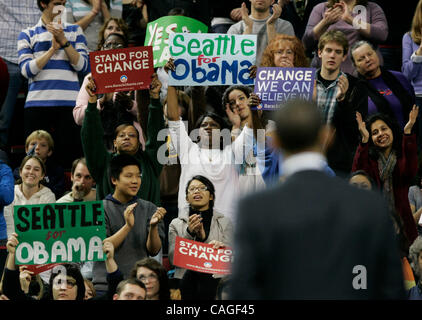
[186,175,216,211]
[365,112,402,160]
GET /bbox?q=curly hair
[260,34,309,68]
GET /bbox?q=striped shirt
[316,70,344,124]
[17,18,89,108]
[65,0,123,52]
[0,1,40,63]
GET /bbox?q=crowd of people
[1,0,422,301]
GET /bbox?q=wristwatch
[61,41,71,48]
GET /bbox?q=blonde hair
[411,0,422,45]
[25,130,54,152]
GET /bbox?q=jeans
[0,60,25,147]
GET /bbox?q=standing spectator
[228,0,295,65]
[302,0,388,76]
[0,1,40,151]
[353,107,419,245]
[230,99,405,299]
[18,0,90,170]
[351,40,416,131]
[0,159,14,274]
[91,154,166,293]
[168,176,233,300]
[210,0,244,34]
[122,0,148,46]
[402,0,422,150]
[65,0,123,52]
[81,74,164,205]
[95,17,129,51]
[315,30,368,177]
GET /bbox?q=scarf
[377,150,397,211]
[188,207,213,241]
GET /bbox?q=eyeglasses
[188,186,208,193]
[138,274,158,283]
[53,277,77,289]
[103,42,125,50]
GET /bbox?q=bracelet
[61,41,71,48]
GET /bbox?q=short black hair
[104,32,128,48]
[185,175,216,210]
[37,0,50,11]
[274,99,323,153]
[110,154,142,181]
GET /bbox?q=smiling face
[370,119,394,150]
[318,41,347,73]
[228,89,250,121]
[114,125,140,155]
[186,179,213,211]
[273,40,295,68]
[136,267,160,300]
[20,158,45,188]
[352,43,381,79]
[112,165,141,200]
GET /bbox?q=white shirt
[282,152,327,177]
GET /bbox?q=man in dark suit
[230,99,405,299]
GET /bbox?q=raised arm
[105,203,137,250]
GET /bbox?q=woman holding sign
[4,155,55,238]
[168,176,233,300]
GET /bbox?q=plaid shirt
[316,70,345,124]
[0,1,40,63]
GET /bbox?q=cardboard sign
[14,201,106,265]
[254,67,316,110]
[173,236,233,275]
[144,16,208,68]
[168,33,257,86]
[89,46,154,94]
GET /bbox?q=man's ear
[319,124,336,154]
[47,149,53,158]
[111,176,117,187]
[318,48,322,59]
[112,294,118,301]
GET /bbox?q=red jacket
[352,134,418,243]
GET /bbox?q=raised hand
[226,103,241,128]
[19,266,34,294]
[248,64,257,79]
[336,74,349,102]
[164,57,176,74]
[335,1,353,25]
[124,203,137,228]
[404,104,419,134]
[102,240,115,260]
[149,73,162,99]
[356,111,369,143]
[241,2,253,32]
[150,207,166,226]
[187,214,206,240]
[323,6,343,25]
[248,92,261,108]
[6,233,19,255]
[267,0,283,26]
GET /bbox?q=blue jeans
[0,60,25,147]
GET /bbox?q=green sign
[144,16,208,68]
[14,201,106,265]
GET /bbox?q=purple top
[367,70,415,129]
[402,32,422,95]
[302,2,388,76]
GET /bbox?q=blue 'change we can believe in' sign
[254,67,316,110]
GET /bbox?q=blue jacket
[0,161,14,239]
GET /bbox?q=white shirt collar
[282,152,327,177]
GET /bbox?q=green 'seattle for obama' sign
[14,201,106,265]
[144,16,208,68]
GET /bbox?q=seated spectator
[113,278,146,300]
[349,170,374,190]
[2,234,85,300]
[129,257,171,300]
[168,176,233,300]
[57,157,96,203]
[408,236,422,299]
[0,159,14,274]
[74,32,145,151]
[65,0,123,52]
[4,155,55,238]
[13,130,65,199]
[402,0,422,149]
[353,108,419,245]
[302,0,388,76]
[351,40,416,130]
[81,72,164,205]
[228,0,294,65]
[91,154,166,293]
[84,279,96,300]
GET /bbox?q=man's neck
[112,191,133,204]
[251,8,270,20]
[41,13,52,25]
[320,67,340,81]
